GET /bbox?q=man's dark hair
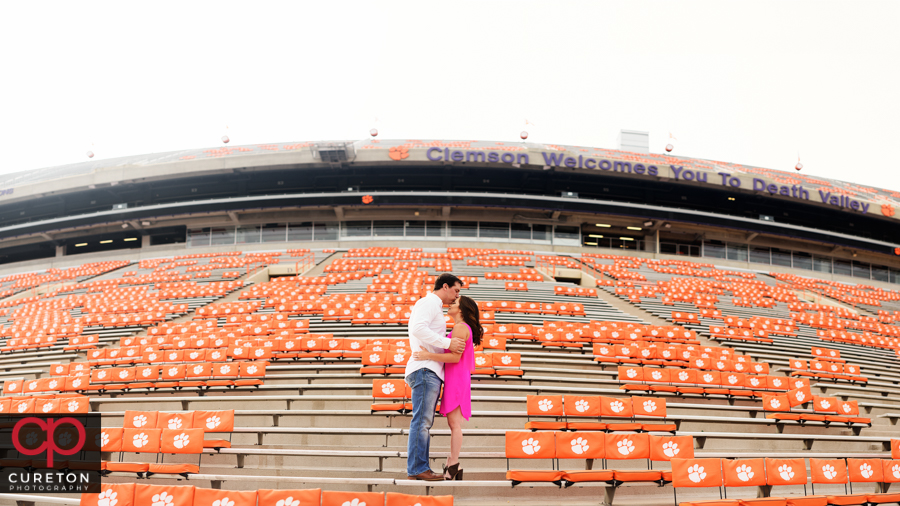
[433,273,463,292]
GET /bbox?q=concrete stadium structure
[0,139,898,283]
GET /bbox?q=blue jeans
[406,368,442,476]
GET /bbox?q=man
[406,272,466,481]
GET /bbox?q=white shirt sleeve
[410,297,452,349]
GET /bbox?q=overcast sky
[1,1,898,191]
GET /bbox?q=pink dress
[440,323,474,420]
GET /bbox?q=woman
[411,295,482,481]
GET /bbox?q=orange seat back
[123,428,161,453]
[504,431,555,459]
[671,458,723,488]
[191,488,257,506]
[161,428,204,454]
[810,458,848,484]
[764,458,807,486]
[722,458,766,487]
[526,395,563,416]
[257,489,321,506]
[134,484,194,506]
[649,435,694,461]
[605,433,650,460]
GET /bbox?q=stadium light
[124,238,138,242]
[595,224,611,228]
[100,240,112,244]
[728,197,736,201]
[588,234,604,238]
[627,226,642,231]
[75,243,87,247]
[620,237,634,241]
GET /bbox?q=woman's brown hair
[457,295,483,346]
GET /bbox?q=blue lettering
[613,161,632,173]
[818,190,831,203]
[501,153,514,163]
[466,151,485,163]
[541,152,566,166]
[718,172,731,186]
[683,170,695,181]
[648,166,658,176]
[426,147,442,161]
[451,151,464,162]
[728,177,740,188]
[488,152,499,163]
[696,171,708,183]
[564,157,576,168]
[633,163,645,174]
[585,158,596,169]
[516,153,529,165]
[861,202,870,213]
[599,159,611,171]
[753,178,767,191]
[671,165,684,180]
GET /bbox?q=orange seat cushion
[826,495,869,506]
[613,470,662,482]
[607,423,643,432]
[642,423,677,432]
[506,470,564,483]
[371,403,405,412]
[565,422,607,431]
[767,413,802,420]
[562,470,614,483]
[524,421,567,430]
[147,463,200,475]
[203,439,231,449]
[206,380,235,387]
[785,496,827,506]
[106,462,150,473]
[127,382,155,390]
[739,499,787,506]
[866,493,900,504]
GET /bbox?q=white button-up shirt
[406,292,452,380]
